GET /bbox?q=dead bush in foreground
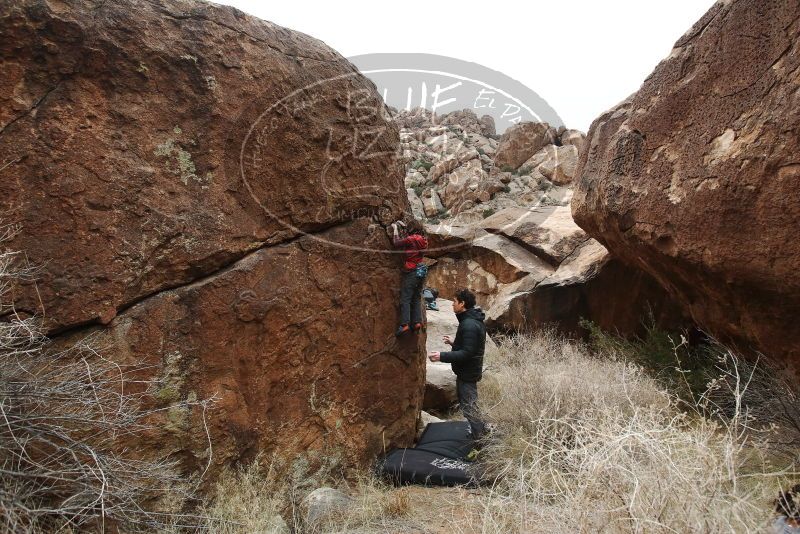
[472,330,798,533]
[0,231,212,532]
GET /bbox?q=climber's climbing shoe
[413,322,424,332]
[395,324,410,336]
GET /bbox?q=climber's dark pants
[399,270,423,326]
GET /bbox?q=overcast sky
[216,0,716,132]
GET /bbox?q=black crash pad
[378,421,484,486]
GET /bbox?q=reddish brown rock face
[1,0,405,332]
[0,0,424,476]
[100,219,424,478]
[573,0,800,373]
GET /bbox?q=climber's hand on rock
[443,335,453,346]
[428,351,441,362]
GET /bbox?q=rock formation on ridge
[395,108,684,336]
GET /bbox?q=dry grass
[196,457,291,533]
[468,330,797,533]
[195,330,798,534]
[196,455,415,534]
[305,475,414,533]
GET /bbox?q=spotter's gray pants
[456,378,486,440]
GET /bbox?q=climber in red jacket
[389,219,429,336]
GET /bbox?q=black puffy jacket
[440,307,485,382]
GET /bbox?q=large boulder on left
[0,0,424,480]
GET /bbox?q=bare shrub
[585,317,800,465]
[472,329,797,533]
[0,229,212,532]
[702,348,800,465]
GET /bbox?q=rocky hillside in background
[573,0,800,374]
[398,107,581,223]
[0,0,424,483]
[394,109,685,337]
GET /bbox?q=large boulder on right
[573,0,800,372]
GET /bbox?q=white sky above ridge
[215,0,717,132]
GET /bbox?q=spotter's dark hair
[454,288,476,309]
